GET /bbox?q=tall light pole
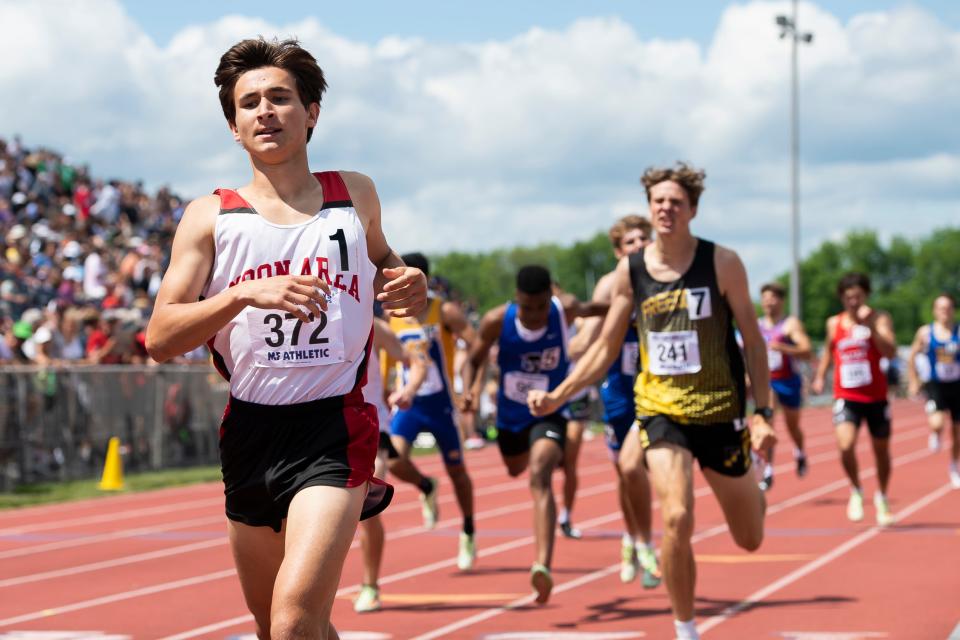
[776,0,813,321]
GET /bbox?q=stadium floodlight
[774,0,813,322]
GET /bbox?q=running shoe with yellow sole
[619,539,638,583]
[353,584,381,613]
[874,493,894,527]
[638,545,662,589]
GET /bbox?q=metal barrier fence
[0,365,229,492]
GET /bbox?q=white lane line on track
[696,481,955,636]
[0,498,223,535]
[140,416,933,639]
[0,539,228,588]
[401,443,939,640]
[0,515,225,560]
[14,411,931,637]
[0,569,237,626]
[157,614,254,640]
[948,620,960,640]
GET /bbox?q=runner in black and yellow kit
[528,163,775,640]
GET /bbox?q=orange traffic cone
[98,436,125,491]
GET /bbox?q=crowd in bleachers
[0,134,210,365]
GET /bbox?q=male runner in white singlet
[145,38,427,640]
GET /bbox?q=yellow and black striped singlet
[629,239,745,425]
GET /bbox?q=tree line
[430,227,960,345]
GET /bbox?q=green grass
[0,466,223,510]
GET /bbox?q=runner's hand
[389,388,415,411]
[458,390,475,413]
[378,266,428,317]
[236,275,330,324]
[810,376,825,395]
[527,390,562,417]
[749,415,777,454]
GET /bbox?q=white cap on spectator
[62,203,77,216]
[63,264,83,281]
[11,192,27,206]
[33,326,53,344]
[63,240,82,258]
[7,224,27,241]
[21,308,44,327]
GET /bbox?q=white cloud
[1,0,957,290]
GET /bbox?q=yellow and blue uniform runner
[389,295,464,465]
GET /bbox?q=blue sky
[126,1,960,48]
[2,0,958,289]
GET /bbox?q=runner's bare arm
[559,293,609,326]
[717,247,770,410]
[869,311,898,359]
[461,305,505,412]
[529,258,631,417]
[344,171,427,318]
[442,300,479,382]
[146,195,330,362]
[567,271,615,359]
[906,325,928,397]
[373,316,405,361]
[811,317,837,395]
[773,316,813,359]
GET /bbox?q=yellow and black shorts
[638,414,751,477]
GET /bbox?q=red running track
[1,399,958,639]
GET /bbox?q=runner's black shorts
[925,381,960,422]
[566,394,593,421]
[637,414,751,477]
[832,398,891,439]
[219,394,394,532]
[497,413,567,458]
[379,431,400,459]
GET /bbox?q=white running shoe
[929,431,942,453]
[949,464,960,489]
[874,493,894,527]
[847,490,865,522]
[420,477,439,529]
[353,584,381,613]
[457,532,477,570]
[619,539,638,583]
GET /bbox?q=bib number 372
[247,303,346,368]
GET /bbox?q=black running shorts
[925,381,960,423]
[496,414,567,458]
[637,414,752,477]
[220,394,393,532]
[832,399,891,439]
[379,431,400,459]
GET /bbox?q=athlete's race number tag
[647,330,702,376]
[622,341,639,376]
[839,361,872,388]
[767,348,784,372]
[247,300,345,368]
[686,287,712,320]
[503,371,549,404]
[935,361,960,382]
[414,361,445,396]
